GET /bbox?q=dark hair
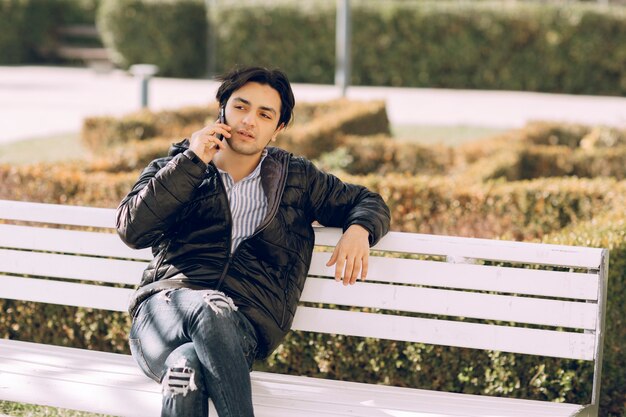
[215,66,295,128]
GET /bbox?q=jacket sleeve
[116,151,207,249]
[305,160,391,246]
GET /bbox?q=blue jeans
[129,288,258,417]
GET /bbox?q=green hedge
[0,0,102,64]
[0,0,61,64]
[212,1,626,95]
[81,99,390,159]
[455,122,626,182]
[5,0,626,96]
[543,210,626,417]
[81,104,216,150]
[315,135,454,176]
[97,0,207,77]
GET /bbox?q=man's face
[223,82,283,156]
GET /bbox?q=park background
[1,0,625,416]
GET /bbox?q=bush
[348,174,624,241]
[515,145,626,180]
[87,136,175,172]
[213,1,626,95]
[81,104,217,150]
[544,210,626,417]
[0,0,62,64]
[315,135,455,176]
[278,100,390,159]
[97,0,208,77]
[0,0,103,64]
[81,99,390,159]
[523,122,626,148]
[0,162,135,207]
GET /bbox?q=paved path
[1,66,625,144]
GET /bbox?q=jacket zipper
[215,154,291,291]
[214,165,234,290]
[280,283,289,328]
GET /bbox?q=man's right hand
[188,120,231,164]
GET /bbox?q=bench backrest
[0,199,609,407]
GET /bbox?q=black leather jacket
[116,140,390,358]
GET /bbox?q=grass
[0,133,87,165]
[391,124,505,146]
[0,401,110,417]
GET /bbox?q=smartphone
[216,106,226,141]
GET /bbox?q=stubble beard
[225,136,265,156]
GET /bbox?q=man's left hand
[326,224,370,286]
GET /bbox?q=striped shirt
[217,150,268,253]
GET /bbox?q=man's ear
[272,123,285,141]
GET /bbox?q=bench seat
[0,200,608,416]
[0,338,588,417]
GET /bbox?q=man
[116,66,390,417]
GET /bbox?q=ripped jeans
[129,288,258,417]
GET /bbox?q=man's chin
[226,138,263,156]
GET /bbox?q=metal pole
[335,0,351,97]
[141,77,149,108]
[129,64,159,110]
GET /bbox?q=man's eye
[261,113,272,119]
[235,105,245,110]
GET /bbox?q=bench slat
[315,227,604,269]
[0,274,596,359]
[292,306,595,360]
[310,253,600,300]
[0,339,584,417]
[0,275,132,312]
[0,223,601,301]
[0,224,152,260]
[2,200,604,268]
[0,200,115,228]
[0,249,146,285]
[301,277,598,330]
[56,46,110,61]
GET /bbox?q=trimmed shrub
[315,135,455,176]
[522,122,626,148]
[87,136,175,173]
[516,145,626,180]
[278,100,390,159]
[0,0,102,64]
[81,99,390,159]
[97,0,208,77]
[350,174,623,241]
[213,1,626,95]
[457,122,626,182]
[81,104,217,150]
[0,0,61,64]
[543,210,626,417]
[0,162,135,207]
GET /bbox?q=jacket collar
[170,140,291,212]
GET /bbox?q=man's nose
[242,111,256,127]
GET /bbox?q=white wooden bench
[0,199,608,417]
